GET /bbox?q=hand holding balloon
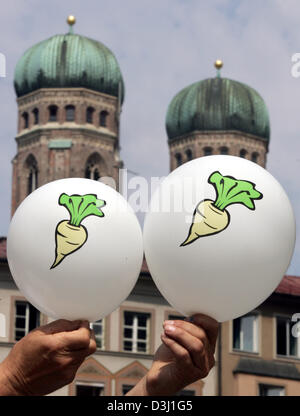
[127,314,218,396]
[0,319,96,395]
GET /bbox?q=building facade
[220,277,300,396]
[0,19,299,396]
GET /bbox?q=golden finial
[67,15,76,26]
[214,60,223,78]
[67,15,76,34]
[215,59,223,70]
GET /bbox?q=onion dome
[14,16,124,102]
[166,60,269,141]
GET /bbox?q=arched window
[251,152,259,163]
[175,153,182,167]
[203,147,213,156]
[85,153,102,181]
[48,105,58,122]
[185,149,193,161]
[100,111,109,127]
[220,146,228,155]
[32,108,39,125]
[22,112,29,129]
[85,166,100,181]
[65,105,75,122]
[86,107,95,124]
[240,149,247,158]
[25,154,38,195]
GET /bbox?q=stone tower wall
[169,130,268,172]
[11,88,122,215]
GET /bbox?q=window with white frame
[15,301,40,341]
[76,382,104,396]
[259,384,285,396]
[276,316,300,358]
[0,313,5,338]
[123,311,150,353]
[90,319,105,350]
[233,314,258,353]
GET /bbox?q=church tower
[166,60,270,171]
[11,16,124,215]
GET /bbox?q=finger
[59,322,92,351]
[163,323,206,369]
[190,314,219,351]
[87,330,97,356]
[69,330,96,358]
[57,332,96,362]
[37,319,85,335]
[161,333,193,368]
[164,320,208,350]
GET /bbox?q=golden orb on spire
[67,15,76,26]
[215,59,223,70]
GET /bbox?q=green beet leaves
[59,193,106,226]
[208,171,263,211]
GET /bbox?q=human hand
[0,319,96,396]
[127,314,218,396]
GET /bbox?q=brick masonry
[11,88,122,215]
[169,130,268,171]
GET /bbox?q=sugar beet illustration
[51,193,106,269]
[181,171,263,246]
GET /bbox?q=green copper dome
[14,31,124,101]
[166,77,270,141]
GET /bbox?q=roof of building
[14,24,124,101]
[233,357,300,381]
[166,76,270,141]
[275,274,300,296]
[1,237,299,297]
[141,257,149,274]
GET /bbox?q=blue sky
[0,0,299,274]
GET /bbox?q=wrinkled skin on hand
[0,319,96,396]
[127,314,219,396]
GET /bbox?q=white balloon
[7,178,143,321]
[144,156,296,322]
